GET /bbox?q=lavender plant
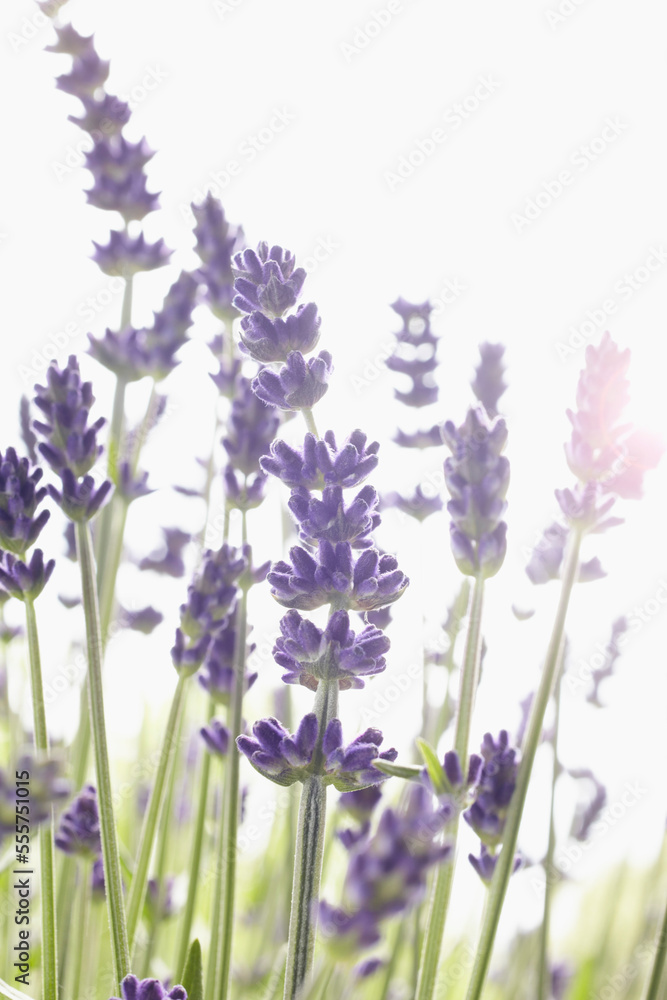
[2,12,666,1000]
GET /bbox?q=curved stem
[537,663,563,1000]
[415,573,484,1000]
[125,673,187,956]
[464,529,582,1000]
[176,698,214,978]
[213,576,249,999]
[24,599,57,1000]
[75,521,131,989]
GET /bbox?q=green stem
[204,766,226,1000]
[125,673,188,956]
[68,862,89,1000]
[302,408,319,439]
[537,661,563,1000]
[464,529,583,1000]
[378,920,403,1000]
[283,775,327,1000]
[75,520,131,989]
[24,599,57,1000]
[644,889,667,1000]
[213,579,249,999]
[176,698,215,978]
[415,573,484,1000]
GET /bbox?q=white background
[2,0,667,957]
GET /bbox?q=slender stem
[213,579,249,999]
[176,698,215,978]
[453,574,485,774]
[537,661,563,1000]
[68,862,89,1000]
[204,767,226,1000]
[125,673,188,956]
[283,775,327,1000]
[464,529,583,1000]
[75,520,131,989]
[24,599,57,1000]
[415,573,484,1000]
[302,408,319,439]
[644,889,667,1000]
[378,920,403,1000]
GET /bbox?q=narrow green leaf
[181,939,204,1000]
[372,760,423,781]
[416,738,449,796]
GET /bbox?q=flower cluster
[442,407,509,578]
[0,447,54,602]
[192,193,245,324]
[222,374,279,512]
[232,243,331,409]
[55,784,101,859]
[33,356,112,521]
[238,714,397,790]
[1,755,69,842]
[471,343,507,419]
[109,976,187,1000]
[48,24,171,278]
[464,731,521,884]
[320,785,451,951]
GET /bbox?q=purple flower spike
[0,549,55,602]
[91,230,172,277]
[387,298,439,409]
[69,94,131,138]
[237,715,395,790]
[112,975,187,1000]
[116,463,152,504]
[222,376,280,476]
[384,485,443,523]
[273,608,390,690]
[442,406,509,578]
[289,484,380,548]
[238,303,321,363]
[233,242,306,318]
[55,784,101,858]
[393,424,444,449]
[252,350,333,411]
[566,333,663,495]
[261,429,379,491]
[200,718,231,757]
[171,544,247,675]
[339,786,382,824]
[56,49,110,98]
[0,447,50,555]
[471,343,507,418]
[139,527,191,578]
[192,195,245,321]
[197,615,257,704]
[321,785,451,952]
[46,25,95,57]
[268,541,408,612]
[1,755,69,840]
[468,842,521,886]
[464,730,519,849]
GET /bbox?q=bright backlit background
[2,0,666,956]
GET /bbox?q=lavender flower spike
[0,447,50,555]
[471,343,507,418]
[201,718,231,757]
[192,194,245,321]
[55,784,101,858]
[253,350,333,411]
[464,730,519,848]
[260,429,379,490]
[442,406,509,578]
[0,549,55,601]
[110,975,187,1000]
[33,356,112,521]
